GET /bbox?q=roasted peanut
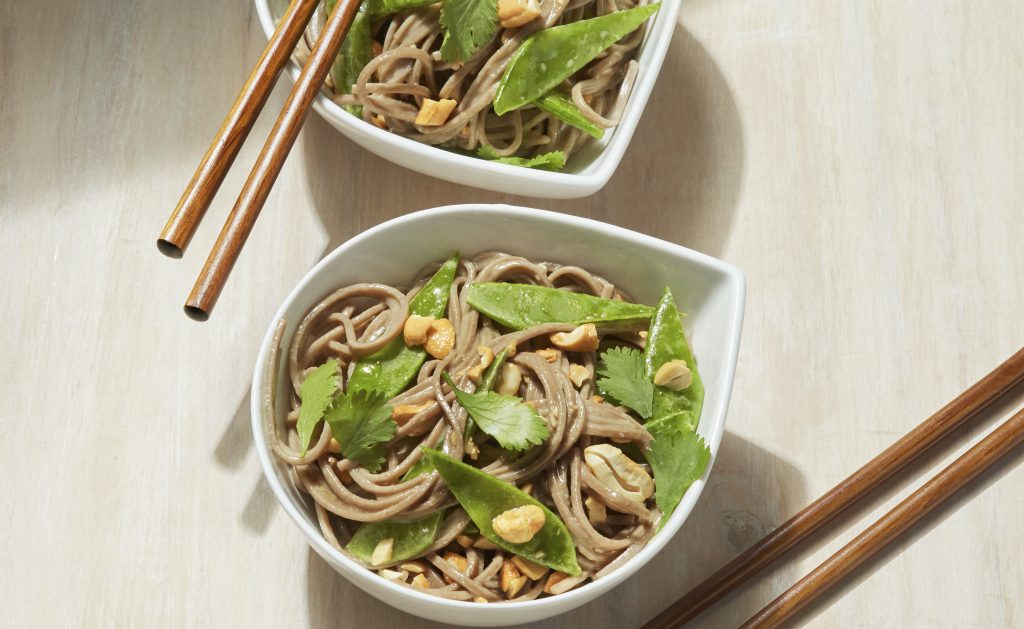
[492,505,545,543]
[653,359,692,390]
[550,324,599,352]
[424,318,456,359]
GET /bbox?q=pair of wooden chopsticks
[643,347,1024,628]
[158,0,360,321]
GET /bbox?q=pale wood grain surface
[1,1,1022,627]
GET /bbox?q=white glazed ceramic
[252,0,682,198]
[251,204,745,626]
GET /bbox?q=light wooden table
[2,1,1022,627]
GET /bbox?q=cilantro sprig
[477,146,567,171]
[596,347,654,418]
[325,389,396,473]
[444,373,549,451]
[440,0,498,63]
[297,360,342,455]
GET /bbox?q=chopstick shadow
[303,431,804,629]
[299,25,744,262]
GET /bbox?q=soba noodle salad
[266,252,709,601]
[294,0,661,169]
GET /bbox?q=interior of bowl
[257,0,682,177]
[252,204,744,619]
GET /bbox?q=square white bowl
[251,204,745,626]
[253,0,682,198]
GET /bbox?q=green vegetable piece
[365,0,436,16]
[324,389,396,472]
[348,254,459,396]
[534,92,604,139]
[477,146,567,171]
[325,1,373,117]
[346,512,445,564]
[439,0,498,63]
[642,287,704,432]
[465,282,654,330]
[421,449,581,575]
[480,347,510,392]
[401,455,435,482]
[596,347,653,418]
[297,359,341,455]
[444,373,548,451]
[493,4,660,114]
[644,419,710,525]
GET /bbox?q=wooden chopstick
[741,405,1024,628]
[157,0,320,258]
[642,347,1024,629]
[183,0,361,321]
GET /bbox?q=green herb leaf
[465,282,655,330]
[422,448,582,575]
[643,419,710,525]
[444,373,548,451]
[297,360,341,455]
[439,0,498,63]
[346,512,445,565]
[477,146,567,171]
[643,287,704,433]
[534,91,604,139]
[325,389,396,472]
[325,1,373,117]
[596,347,653,418]
[365,0,436,16]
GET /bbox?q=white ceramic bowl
[251,204,745,626]
[253,0,681,198]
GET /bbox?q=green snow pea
[325,0,373,117]
[365,0,436,16]
[345,511,445,564]
[348,254,459,397]
[641,287,704,433]
[493,3,660,115]
[534,92,604,139]
[421,449,581,575]
[465,283,654,330]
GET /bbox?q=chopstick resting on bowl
[159,0,361,321]
[642,346,1024,628]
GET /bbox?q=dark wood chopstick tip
[183,304,210,322]
[157,238,185,259]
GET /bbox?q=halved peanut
[415,98,457,126]
[392,401,433,426]
[492,505,545,544]
[584,444,654,503]
[371,538,394,566]
[536,348,561,363]
[568,364,591,388]
[653,359,693,390]
[424,318,456,359]
[511,556,549,580]
[496,363,522,396]
[550,324,599,352]
[403,314,435,346]
[497,0,541,28]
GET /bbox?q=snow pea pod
[493,3,660,115]
[365,0,436,16]
[641,287,704,432]
[534,92,604,139]
[421,449,582,575]
[465,282,654,330]
[348,254,459,397]
[345,512,445,565]
[325,0,373,117]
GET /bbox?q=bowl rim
[251,0,684,194]
[250,203,745,614]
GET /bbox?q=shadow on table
[303,431,805,629]
[299,25,745,261]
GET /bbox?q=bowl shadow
[298,24,745,261]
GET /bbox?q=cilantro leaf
[596,347,653,418]
[477,146,567,171]
[444,373,548,451]
[324,389,396,472]
[440,0,498,63]
[644,418,710,526]
[296,360,341,455]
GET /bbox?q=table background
[2,1,1022,627]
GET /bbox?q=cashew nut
[583,443,654,503]
[498,0,541,28]
[585,495,607,525]
[403,314,435,346]
[424,318,456,359]
[391,401,433,426]
[653,359,693,390]
[491,505,545,543]
[550,324,599,352]
[535,348,561,363]
[496,363,522,396]
[568,364,591,388]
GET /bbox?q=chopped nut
[592,395,604,403]
[327,437,342,454]
[496,363,522,396]
[568,364,591,388]
[653,359,693,390]
[371,538,394,566]
[371,114,387,129]
[511,556,549,580]
[506,575,527,598]
[585,496,607,524]
[392,401,433,426]
[500,560,522,593]
[415,98,457,126]
[424,318,456,359]
[478,345,495,368]
[472,536,498,550]
[456,534,475,549]
[536,348,561,363]
[465,436,480,460]
[544,572,569,594]
[505,342,517,357]
[498,0,541,28]
[474,596,489,603]
[400,561,426,574]
[638,330,648,340]
[550,324,599,352]
[411,573,430,588]
[442,551,468,584]
[380,569,408,581]
[403,314,435,346]
[492,505,546,544]
[465,363,484,383]
[584,444,654,503]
